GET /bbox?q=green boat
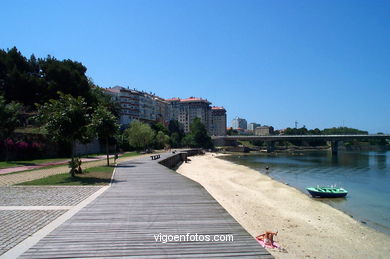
[306,187,348,198]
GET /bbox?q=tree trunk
[106,137,109,166]
[5,140,9,162]
[114,143,117,163]
[71,140,75,160]
[70,140,75,177]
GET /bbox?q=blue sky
[1,0,389,133]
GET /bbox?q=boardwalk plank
[20,153,273,258]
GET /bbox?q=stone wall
[159,149,203,169]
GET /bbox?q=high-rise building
[166,97,211,133]
[210,107,227,136]
[105,86,171,126]
[138,93,155,122]
[153,96,170,125]
[231,117,247,130]
[248,122,260,131]
[105,86,140,126]
[105,87,227,135]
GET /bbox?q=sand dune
[177,153,390,259]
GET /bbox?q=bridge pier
[331,141,339,155]
[267,142,275,153]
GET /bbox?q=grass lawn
[0,158,69,169]
[17,165,115,186]
[0,152,140,169]
[119,151,139,158]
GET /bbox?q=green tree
[39,57,90,102]
[87,84,121,117]
[189,117,213,149]
[182,134,196,147]
[226,127,238,136]
[124,120,155,151]
[0,95,22,161]
[35,92,92,176]
[0,47,46,109]
[0,47,93,109]
[168,120,185,147]
[322,127,368,135]
[90,105,120,166]
[155,130,170,149]
[170,132,182,148]
[151,122,168,135]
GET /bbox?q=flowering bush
[1,139,47,160]
[5,139,14,147]
[31,142,45,151]
[16,141,29,150]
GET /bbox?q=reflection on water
[221,151,390,236]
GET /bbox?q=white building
[248,122,260,131]
[105,86,140,126]
[231,117,247,130]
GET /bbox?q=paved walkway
[0,154,120,175]
[0,154,148,186]
[12,152,272,258]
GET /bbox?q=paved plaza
[0,186,103,256]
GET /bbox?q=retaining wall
[159,149,203,169]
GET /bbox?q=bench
[150,154,161,160]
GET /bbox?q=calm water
[221,151,390,235]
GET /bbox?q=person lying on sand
[256,231,278,245]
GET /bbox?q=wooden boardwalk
[20,153,273,258]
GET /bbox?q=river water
[220,151,390,235]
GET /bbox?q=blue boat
[306,187,348,198]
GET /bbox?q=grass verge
[0,158,69,169]
[119,151,139,158]
[1,152,139,169]
[17,165,115,186]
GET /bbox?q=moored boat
[306,187,348,198]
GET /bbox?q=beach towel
[256,237,280,249]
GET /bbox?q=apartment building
[106,86,140,126]
[231,117,247,130]
[138,93,155,122]
[154,97,170,124]
[105,86,227,135]
[210,107,227,136]
[248,122,260,131]
[167,97,211,133]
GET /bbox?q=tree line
[281,126,369,135]
[247,126,386,147]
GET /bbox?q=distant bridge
[212,134,390,154]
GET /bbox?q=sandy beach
[176,153,390,259]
